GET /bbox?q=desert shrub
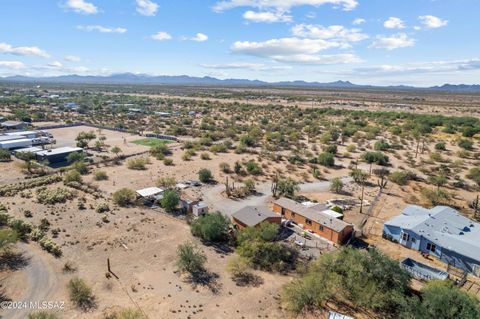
[191,212,230,242]
[467,167,480,186]
[200,152,210,160]
[112,188,136,207]
[150,143,171,159]
[245,161,262,175]
[93,170,108,181]
[96,203,110,213]
[0,175,62,196]
[104,308,146,319]
[374,140,390,151]
[39,237,62,257]
[67,277,95,310]
[0,228,18,250]
[27,311,58,319]
[0,149,11,162]
[163,158,174,166]
[64,170,83,183]
[318,152,335,167]
[434,142,446,151]
[156,177,176,188]
[198,168,213,183]
[127,157,150,170]
[176,242,207,275]
[458,139,474,150]
[421,188,451,206]
[71,161,89,175]
[219,162,231,173]
[330,177,344,193]
[36,187,73,204]
[362,151,389,166]
[323,144,338,154]
[274,178,300,198]
[346,144,357,152]
[389,170,416,185]
[161,189,179,213]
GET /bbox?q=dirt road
[2,243,59,319]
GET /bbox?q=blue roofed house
[384,205,480,274]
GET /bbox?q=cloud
[151,32,172,41]
[77,25,127,33]
[352,18,365,25]
[291,24,368,43]
[243,10,292,23]
[231,37,361,64]
[65,0,98,14]
[384,17,405,29]
[48,61,63,68]
[352,58,480,76]
[418,15,448,29]
[0,61,25,69]
[136,0,159,16]
[64,55,81,62]
[0,42,50,58]
[214,0,358,12]
[191,33,209,42]
[369,33,415,50]
[201,62,292,71]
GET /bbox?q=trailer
[0,137,51,150]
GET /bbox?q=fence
[35,122,178,141]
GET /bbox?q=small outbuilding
[232,206,281,229]
[136,187,164,200]
[35,147,83,164]
[192,202,208,217]
[1,121,27,130]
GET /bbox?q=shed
[192,202,208,217]
[35,147,83,163]
[136,187,164,199]
[1,121,27,130]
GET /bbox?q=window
[280,208,285,216]
[402,232,409,241]
[411,237,416,243]
[426,243,437,253]
[291,212,296,218]
[306,219,312,226]
[319,225,324,231]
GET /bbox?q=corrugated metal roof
[36,147,82,156]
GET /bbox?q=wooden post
[107,258,119,279]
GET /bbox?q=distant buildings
[384,205,480,274]
[273,198,354,245]
[232,206,281,229]
[1,120,27,130]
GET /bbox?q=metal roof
[136,187,164,197]
[36,147,82,156]
[232,206,278,227]
[386,205,480,262]
[274,197,352,233]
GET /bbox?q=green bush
[191,212,230,242]
[0,149,11,162]
[127,157,150,170]
[198,168,213,183]
[93,170,108,181]
[27,311,58,319]
[67,277,95,310]
[176,242,207,275]
[245,161,262,175]
[318,152,335,167]
[112,188,136,207]
[389,170,416,185]
[64,170,82,183]
[161,189,179,213]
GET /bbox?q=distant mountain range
[1,73,480,92]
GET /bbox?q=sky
[0,0,479,86]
